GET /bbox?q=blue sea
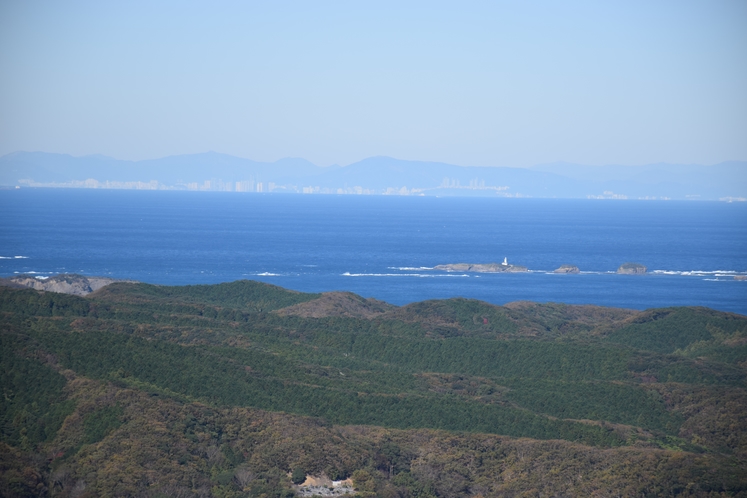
[1,189,746,315]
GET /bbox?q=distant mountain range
[1,151,745,200]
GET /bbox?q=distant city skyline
[3,151,744,201]
[1,1,745,168]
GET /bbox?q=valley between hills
[2,278,747,497]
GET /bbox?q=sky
[0,0,745,167]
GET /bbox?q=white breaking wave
[256,272,281,276]
[343,272,469,278]
[652,270,744,276]
[388,266,435,271]
[0,255,29,259]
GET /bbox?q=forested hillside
[2,280,747,497]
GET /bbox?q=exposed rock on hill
[275,291,396,318]
[296,476,354,496]
[435,263,528,273]
[0,278,25,289]
[617,262,647,274]
[553,265,580,273]
[0,273,122,295]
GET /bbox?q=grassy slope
[1,282,747,496]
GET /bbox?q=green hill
[2,281,746,497]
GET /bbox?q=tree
[291,467,306,485]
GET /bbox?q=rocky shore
[0,273,124,295]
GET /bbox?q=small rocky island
[553,265,580,274]
[435,260,528,273]
[617,262,647,274]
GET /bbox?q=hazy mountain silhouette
[1,151,744,199]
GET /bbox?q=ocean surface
[1,189,746,315]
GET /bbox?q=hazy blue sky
[1,1,745,167]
